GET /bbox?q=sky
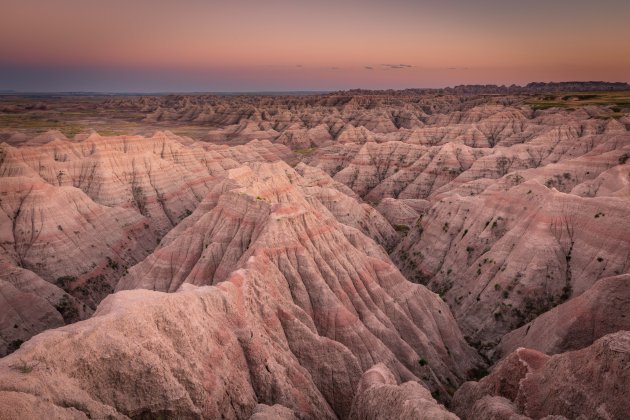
[1,0,629,92]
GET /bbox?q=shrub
[393,224,410,234]
[418,358,428,366]
[9,359,40,374]
[106,257,119,270]
[55,275,76,289]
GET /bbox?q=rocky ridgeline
[0,133,292,355]
[0,91,629,419]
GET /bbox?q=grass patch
[9,359,40,374]
[0,114,85,137]
[526,91,630,112]
[294,147,318,156]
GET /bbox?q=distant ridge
[338,81,630,95]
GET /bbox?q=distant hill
[339,81,630,96]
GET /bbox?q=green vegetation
[9,359,40,374]
[526,91,630,118]
[55,275,76,289]
[294,147,318,156]
[106,256,119,270]
[0,114,85,137]
[418,358,428,366]
[393,224,410,234]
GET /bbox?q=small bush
[9,360,40,374]
[393,224,410,234]
[418,358,428,366]
[106,257,119,270]
[619,153,629,164]
[55,275,76,289]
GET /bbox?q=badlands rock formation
[0,156,480,418]
[0,89,629,418]
[498,274,630,356]
[452,331,630,420]
[0,133,291,355]
[348,364,457,419]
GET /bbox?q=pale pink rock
[348,363,457,420]
[452,332,630,420]
[499,274,630,356]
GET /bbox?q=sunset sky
[1,0,629,92]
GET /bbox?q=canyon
[0,87,629,419]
